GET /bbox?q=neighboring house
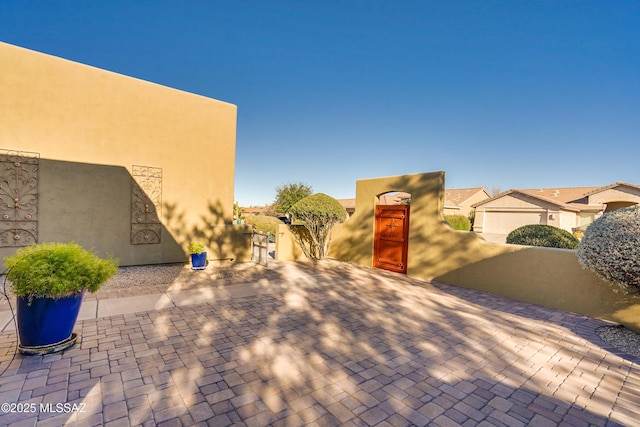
[379,192,411,205]
[241,207,267,216]
[472,182,640,237]
[337,192,411,218]
[337,187,490,219]
[337,199,356,217]
[0,42,248,265]
[443,187,491,217]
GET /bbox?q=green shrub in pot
[5,242,118,304]
[5,242,118,353]
[187,241,206,255]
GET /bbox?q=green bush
[187,242,206,254]
[506,224,579,249]
[445,215,471,231]
[5,242,118,302]
[468,209,476,228]
[244,214,282,237]
[578,206,640,293]
[273,182,313,215]
[289,193,347,259]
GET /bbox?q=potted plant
[188,242,207,270]
[5,242,118,355]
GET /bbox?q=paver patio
[0,261,638,426]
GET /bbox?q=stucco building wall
[591,187,640,205]
[0,42,250,265]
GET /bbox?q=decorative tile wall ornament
[0,150,39,247]
[131,165,162,244]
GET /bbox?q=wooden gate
[374,204,410,274]
[251,232,269,267]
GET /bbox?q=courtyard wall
[279,171,640,332]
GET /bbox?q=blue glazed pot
[17,292,84,347]
[191,252,207,270]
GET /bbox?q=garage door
[484,211,545,234]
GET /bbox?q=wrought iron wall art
[0,150,39,247]
[131,165,162,244]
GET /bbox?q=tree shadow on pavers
[0,327,103,426]
[431,280,640,365]
[3,262,635,426]
[155,263,638,426]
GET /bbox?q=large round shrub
[289,193,347,259]
[578,206,640,293]
[506,224,579,249]
[444,215,471,231]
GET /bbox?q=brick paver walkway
[0,262,638,426]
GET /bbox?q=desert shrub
[578,206,640,293]
[506,224,579,249]
[244,214,282,237]
[445,214,471,231]
[187,242,206,254]
[5,242,118,302]
[289,193,347,259]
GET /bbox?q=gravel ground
[83,260,290,301]
[2,260,640,359]
[99,261,280,290]
[596,325,640,358]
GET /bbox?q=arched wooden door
[374,204,410,274]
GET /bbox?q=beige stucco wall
[442,207,462,216]
[558,210,578,232]
[0,42,250,265]
[323,172,640,333]
[459,190,489,217]
[274,224,308,262]
[590,186,640,205]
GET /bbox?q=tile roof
[338,198,356,210]
[518,186,601,204]
[444,187,488,207]
[473,182,639,211]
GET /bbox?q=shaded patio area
[0,261,638,426]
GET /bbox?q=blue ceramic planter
[17,292,84,347]
[191,252,207,270]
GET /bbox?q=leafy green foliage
[506,224,579,249]
[578,206,640,293]
[289,193,347,259]
[188,242,206,254]
[244,215,282,237]
[5,242,118,302]
[445,215,471,231]
[467,209,476,228]
[273,182,313,215]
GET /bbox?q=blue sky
[1,1,639,206]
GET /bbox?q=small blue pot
[17,292,84,347]
[191,252,207,270]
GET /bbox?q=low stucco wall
[324,171,640,332]
[275,224,308,262]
